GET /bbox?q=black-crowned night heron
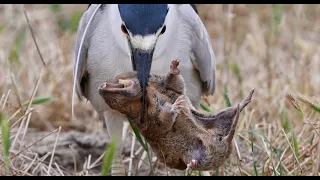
[73,4,216,176]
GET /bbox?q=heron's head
[118,4,169,122]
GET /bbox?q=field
[0,4,319,176]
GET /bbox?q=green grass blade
[145,143,155,176]
[271,160,277,176]
[101,138,117,176]
[200,100,212,112]
[296,96,320,113]
[232,62,244,97]
[127,117,147,150]
[0,113,10,176]
[310,104,320,112]
[292,129,299,157]
[279,161,283,176]
[71,12,83,32]
[255,132,288,176]
[261,157,268,176]
[251,140,258,176]
[307,133,314,144]
[127,117,154,175]
[232,62,243,85]
[223,83,232,107]
[57,10,82,33]
[0,24,5,34]
[296,110,303,120]
[9,27,26,64]
[215,168,219,176]
[280,107,290,133]
[22,96,53,106]
[226,159,231,168]
[268,141,277,176]
[49,4,61,13]
[271,4,284,35]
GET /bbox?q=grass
[8,26,26,64]
[251,140,258,176]
[0,113,10,175]
[127,117,155,175]
[21,96,53,106]
[0,4,319,176]
[101,138,116,176]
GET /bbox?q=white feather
[130,34,157,51]
[72,4,102,121]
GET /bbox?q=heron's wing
[74,4,105,99]
[178,4,216,96]
[189,4,198,14]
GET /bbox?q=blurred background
[0,4,319,176]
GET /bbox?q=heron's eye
[121,24,128,34]
[160,25,166,35]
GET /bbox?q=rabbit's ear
[224,105,240,143]
[239,89,255,111]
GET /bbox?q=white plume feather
[72,4,102,121]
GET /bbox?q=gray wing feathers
[74,8,90,99]
[74,4,102,99]
[74,14,88,99]
[179,5,216,96]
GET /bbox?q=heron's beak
[130,47,155,123]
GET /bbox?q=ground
[0,4,319,176]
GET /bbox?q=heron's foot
[170,59,180,75]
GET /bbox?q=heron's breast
[87,54,132,81]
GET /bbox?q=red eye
[121,24,128,34]
[160,25,166,35]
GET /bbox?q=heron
[73,4,216,176]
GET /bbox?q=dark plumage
[118,4,168,35]
[88,4,198,14]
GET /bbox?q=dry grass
[0,4,319,176]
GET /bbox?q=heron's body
[74,4,216,175]
[85,17,203,115]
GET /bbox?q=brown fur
[98,60,254,171]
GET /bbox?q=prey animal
[98,60,254,171]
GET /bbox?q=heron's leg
[104,110,127,176]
